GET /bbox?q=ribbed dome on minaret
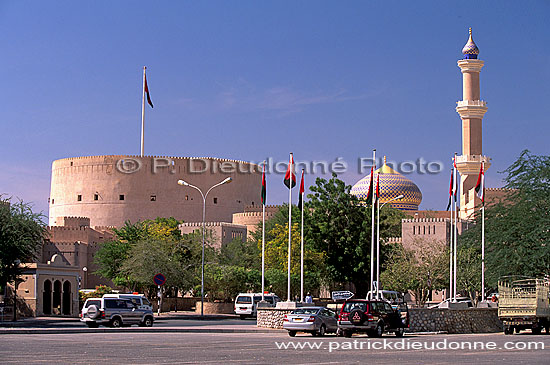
[462,28,479,59]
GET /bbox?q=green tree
[459,150,550,287]
[0,198,46,320]
[306,173,404,297]
[380,239,448,307]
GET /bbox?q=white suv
[80,297,154,328]
[234,293,280,319]
[103,293,153,311]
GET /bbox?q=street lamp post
[82,266,88,289]
[177,177,232,317]
[375,194,404,300]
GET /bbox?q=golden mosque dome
[350,157,422,211]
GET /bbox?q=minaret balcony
[456,100,488,119]
[455,155,491,174]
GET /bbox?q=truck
[498,276,550,335]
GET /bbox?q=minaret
[455,28,490,219]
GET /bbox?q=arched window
[63,281,72,315]
[43,280,52,315]
[53,280,62,315]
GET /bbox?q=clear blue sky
[1,1,549,216]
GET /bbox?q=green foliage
[0,198,46,287]
[457,242,482,303]
[306,173,404,296]
[204,264,260,302]
[380,239,448,307]
[79,285,113,306]
[459,150,550,287]
[219,238,260,268]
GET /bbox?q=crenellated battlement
[402,218,450,223]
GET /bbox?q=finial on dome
[384,156,387,165]
[462,27,479,59]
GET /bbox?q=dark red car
[337,299,409,337]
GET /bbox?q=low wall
[194,302,234,314]
[409,308,502,333]
[257,307,503,333]
[152,297,199,312]
[257,307,295,329]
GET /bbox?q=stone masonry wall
[258,307,503,333]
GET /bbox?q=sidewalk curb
[0,327,286,335]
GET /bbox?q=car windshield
[292,308,320,315]
[343,302,368,313]
[236,296,252,304]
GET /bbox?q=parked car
[428,297,473,309]
[103,293,153,311]
[337,299,409,337]
[80,297,154,328]
[283,307,338,337]
[234,293,280,319]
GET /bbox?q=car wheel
[141,316,153,327]
[86,305,99,319]
[504,326,513,335]
[515,326,521,334]
[532,327,542,335]
[239,315,247,320]
[318,325,326,337]
[86,322,99,328]
[343,330,352,338]
[110,317,122,328]
[395,328,404,337]
[288,331,296,337]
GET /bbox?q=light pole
[82,267,88,289]
[376,194,404,300]
[177,177,232,316]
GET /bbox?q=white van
[234,293,280,319]
[366,290,404,308]
[102,293,153,311]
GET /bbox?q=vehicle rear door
[383,302,402,329]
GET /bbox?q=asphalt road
[0,332,548,364]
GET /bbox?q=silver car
[80,297,154,328]
[283,307,338,336]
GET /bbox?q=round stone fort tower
[48,155,261,227]
[455,28,491,219]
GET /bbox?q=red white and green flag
[376,173,380,202]
[261,163,266,205]
[284,153,296,189]
[446,169,453,211]
[475,164,485,204]
[365,167,374,205]
[298,170,305,210]
[144,72,153,108]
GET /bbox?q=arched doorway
[53,280,62,315]
[62,281,71,315]
[43,280,52,315]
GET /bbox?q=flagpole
[481,161,485,302]
[287,153,293,302]
[449,167,454,301]
[300,169,304,303]
[140,66,146,157]
[376,185,380,300]
[262,162,266,302]
[370,149,376,300]
[453,153,458,302]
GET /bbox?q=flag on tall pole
[369,150,376,299]
[298,170,304,210]
[261,162,266,302]
[375,172,380,300]
[284,153,295,301]
[299,169,305,303]
[477,161,486,301]
[140,66,153,157]
[365,167,374,205]
[475,164,485,204]
[446,169,453,211]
